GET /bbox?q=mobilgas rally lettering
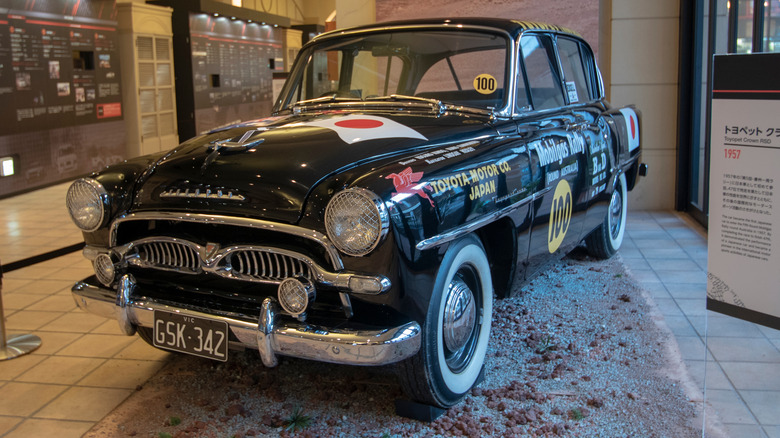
[532,133,585,167]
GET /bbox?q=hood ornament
[207,129,267,153]
[202,129,266,172]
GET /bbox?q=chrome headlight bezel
[324,188,389,257]
[66,178,109,232]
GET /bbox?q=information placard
[708,53,780,330]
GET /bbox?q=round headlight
[324,188,389,257]
[66,178,108,231]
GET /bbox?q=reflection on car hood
[133,112,494,224]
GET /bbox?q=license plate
[153,310,228,361]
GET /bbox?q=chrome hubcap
[443,275,477,353]
[609,185,623,239]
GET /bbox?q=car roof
[314,17,581,41]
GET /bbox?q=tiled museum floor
[0,183,778,437]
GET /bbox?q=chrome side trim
[110,212,344,271]
[416,194,534,250]
[72,281,421,367]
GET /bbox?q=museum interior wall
[0,0,680,211]
[605,0,681,211]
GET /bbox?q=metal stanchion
[0,259,41,360]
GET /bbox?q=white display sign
[708,54,780,329]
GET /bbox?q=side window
[556,37,591,104]
[520,35,564,110]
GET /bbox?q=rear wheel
[586,173,627,259]
[397,235,493,408]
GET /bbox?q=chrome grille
[134,240,200,273]
[227,249,312,282]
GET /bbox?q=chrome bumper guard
[71,278,421,367]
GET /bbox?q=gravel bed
[86,248,719,437]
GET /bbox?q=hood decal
[286,114,427,144]
[387,166,434,207]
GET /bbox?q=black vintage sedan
[67,18,644,410]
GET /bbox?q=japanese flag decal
[289,114,427,144]
[618,108,640,152]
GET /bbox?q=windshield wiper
[365,94,442,106]
[292,94,363,107]
[366,94,495,118]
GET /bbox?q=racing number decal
[548,179,572,253]
[473,74,497,95]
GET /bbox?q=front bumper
[71,276,421,367]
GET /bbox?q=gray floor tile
[758,324,780,340]
[665,282,707,300]
[666,227,706,240]
[691,315,767,338]
[652,297,684,318]
[675,298,708,317]
[639,247,692,260]
[657,269,707,285]
[641,282,671,299]
[646,258,700,271]
[632,238,682,249]
[675,335,713,361]
[720,362,780,391]
[676,239,708,250]
[684,359,732,390]
[663,315,698,337]
[626,269,661,284]
[707,337,780,363]
[723,423,770,438]
[621,257,650,271]
[765,425,780,438]
[628,230,673,240]
[706,389,757,424]
[740,391,780,426]
[617,246,644,259]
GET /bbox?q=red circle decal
[629,115,636,139]
[334,119,384,129]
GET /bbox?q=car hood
[132,112,496,224]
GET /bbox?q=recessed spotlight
[0,157,14,177]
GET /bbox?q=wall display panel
[0,0,125,197]
[189,13,283,135]
[0,0,123,133]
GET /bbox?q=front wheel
[586,172,628,259]
[397,235,493,408]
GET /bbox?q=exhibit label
[708,53,780,330]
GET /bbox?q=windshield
[276,29,509,112]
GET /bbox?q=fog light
[94,253,116,286]
[278,277,315,319]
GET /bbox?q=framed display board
[708,53,780,330]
